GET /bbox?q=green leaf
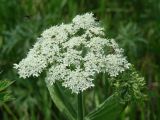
[47,82,77,120]
[0,91,13,102]
[85,95,126,120]
[0,80,14,92]
[0,80,14,102]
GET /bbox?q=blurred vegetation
[0,0,160,120]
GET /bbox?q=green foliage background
[0,0,160,120]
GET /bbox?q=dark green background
[0,0,160,120]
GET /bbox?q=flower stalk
[77,91,84,120]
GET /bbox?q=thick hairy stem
[77,91,84,120]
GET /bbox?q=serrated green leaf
[85,95,126,120]
[47,82,77,120]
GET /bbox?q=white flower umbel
[14,13,130,93]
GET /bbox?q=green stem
[77,91,84,120]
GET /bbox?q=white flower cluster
[14,13,130,93]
